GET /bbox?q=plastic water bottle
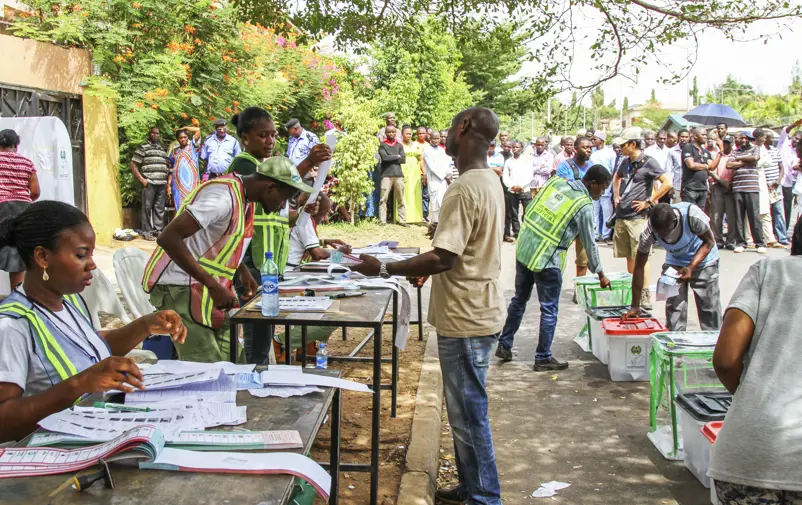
[316,343,328,369]
[261,252,280,317]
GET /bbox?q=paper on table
[134,369,229,391]
[351,246,391,255]
[143,361,256,376]
[140,448,332,501]
[355,277,411,350]
[169,430,302,450]
[125,372,236,405]
[248,386,323,398]
[38,408,198,441]
[259,369,372,393]
[295,133,338,229]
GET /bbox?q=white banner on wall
[0,116,74,294]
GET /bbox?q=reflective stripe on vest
[516,177,591,272]
[142,176,253,329]
[252,206,290,272]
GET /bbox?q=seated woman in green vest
[0,201,187,444]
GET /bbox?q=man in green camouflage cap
[144,156,312,362]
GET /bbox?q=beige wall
[0,34,90,94]
[1,34,123,245]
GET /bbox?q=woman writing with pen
[0,201,187,443]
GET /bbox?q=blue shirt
[556,159,592,181]
[287,129,320,167]
[200,134,241,174]
[589,146,617,197]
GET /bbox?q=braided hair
[0,201,90,268]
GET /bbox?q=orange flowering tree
[11,0,347,205]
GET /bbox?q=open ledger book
[0,426,331,500]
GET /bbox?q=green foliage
[702,74,802,126]
[329,91,381,222]
[365,18,475,130]
[689,76,700,108]
[12,0,346,206]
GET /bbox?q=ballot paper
[39,407,201,442]
[278,275,360,292]
[238,366,372,393]
[355,277,412,350]
[125,371,236,405]
[143,361,256,376]
[656,267,681,301]
[295,133,338,229]
[135,369,230,391]
[140,448,332,501]
[248,386,323,398]
[351,245,391,255]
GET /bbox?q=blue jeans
[498,262,562,361]
[593,196,613,240]
[771,199,789,244]
[438,334,502,505]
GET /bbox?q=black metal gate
[0,84,86,212]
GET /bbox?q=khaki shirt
[428,167,506,337]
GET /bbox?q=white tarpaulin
[0,116,74,295]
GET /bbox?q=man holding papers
[623,202,721,331]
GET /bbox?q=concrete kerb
[396,325,442,505]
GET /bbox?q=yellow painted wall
[0,34,123,244]
[83,96,123,246]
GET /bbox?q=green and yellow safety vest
[516,177,592,272]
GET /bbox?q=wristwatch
[379,262,391,279]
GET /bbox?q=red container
[601,318,667,335]
[703,421,723,444]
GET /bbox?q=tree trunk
[350,197,355,225]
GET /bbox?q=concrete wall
[0,34,123,245]
[83,96,123,246]
[0,34,90,94]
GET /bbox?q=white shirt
[502,155,534,192]
[423,145,452,183]
[644,144,670,170]
[159,183,251,285]
[0,289,110,397]
[287,218,320,269]
[590,146,617,197]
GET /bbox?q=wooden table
[230,290,393,505]
[1,371,342,505]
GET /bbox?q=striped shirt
[731,146,760,193]
[764,146,782,184]
[0,152,36,204]
[132,143,169,184]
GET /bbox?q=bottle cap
[265,252,274,260]
[319,343,326,348]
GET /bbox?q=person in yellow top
[399,125,425,223]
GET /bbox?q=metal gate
[0,84,86,211]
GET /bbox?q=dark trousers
[783,185,794,227]
[681,187,708,209]
[421,178,429,218]
[710,184,736,247]
[141,183,167,235]
[235,253,273,365]
[504,192,531,238]
[733,192,764,247]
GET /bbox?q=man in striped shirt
[763,130,789,245]
[727,131,766,253]
[130,126,169,241]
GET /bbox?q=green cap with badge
[255,156,314,193]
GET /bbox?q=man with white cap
[589,131,616,242]
[612,127,673,309]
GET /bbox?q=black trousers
[681,187,708,209]
[783,185,794,227]
[733,192,764,247]
[505,191,531,238]
[141,183,167,235]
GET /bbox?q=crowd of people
[0,104,800,505]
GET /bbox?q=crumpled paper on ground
[532,481,571,498]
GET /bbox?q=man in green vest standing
[495,165,612,371]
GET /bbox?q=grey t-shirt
[637,204,710,255]
[708,256,802,491]
[616,154,665,220]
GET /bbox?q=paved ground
[484,241,783,505]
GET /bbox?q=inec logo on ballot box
[262,280,278,293]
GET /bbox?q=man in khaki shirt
[353,107,504,505]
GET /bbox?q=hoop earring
[42,269,49,282]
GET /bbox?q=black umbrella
[683,104,746,127]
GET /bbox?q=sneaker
[757,246,767,254]
[770,242,787,249]
[640,289,653,310]
[503,236,515,243]
[733,246,745,253]
[533,357,569,371]
[495,345,513,362]
[725,244,736,251]
[436,486,467,505]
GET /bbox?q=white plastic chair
[113,248,156,319]
[83,268,132,329]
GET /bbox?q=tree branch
[629,0,801,24]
